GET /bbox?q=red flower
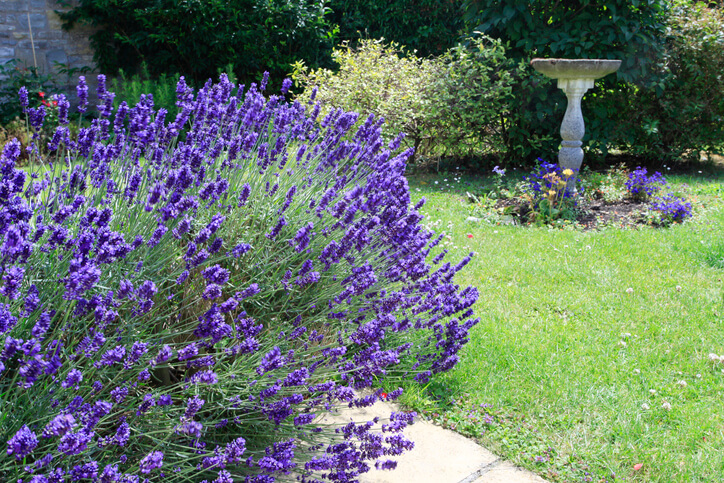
[466,234,473,238]
[38,91,45,98]
[380,392,388,400]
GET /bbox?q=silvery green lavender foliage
[0,73,479,482]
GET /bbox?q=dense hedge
[56,0,465,89]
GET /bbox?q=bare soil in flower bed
[574,198,652,229]
[495,197,651,230]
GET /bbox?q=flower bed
[0,74,478,482]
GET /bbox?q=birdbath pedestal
[530,58,621,192]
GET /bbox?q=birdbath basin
[531,58,621,80]
[530,58,621,193]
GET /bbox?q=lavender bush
[0,74,478,482]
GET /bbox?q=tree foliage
[462,0,668,81]
[57,0,337,87]
[611,1,724,160]
[328,0,465,57]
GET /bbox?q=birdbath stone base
[530,58,621,193]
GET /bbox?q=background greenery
[4,0,711,167]
[327,0,464,57]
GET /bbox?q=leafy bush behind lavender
[291,36,516,162]
[0,73,478,482]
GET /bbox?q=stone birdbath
[530,58,621,193]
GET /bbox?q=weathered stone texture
[0,0,96,86]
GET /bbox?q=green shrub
[292,37,515,162]
[0,60,57,125]
[291,39,441,157]
[608,1,724,161]
[430,36,519,159]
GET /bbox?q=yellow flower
[562,168,574,177]
[548,190,557,197]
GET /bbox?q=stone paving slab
[321,398,550,483]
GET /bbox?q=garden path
[321,398,550,483]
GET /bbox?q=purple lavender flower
[62,368,83,389]
[224,437,247,464]
[257,346,285,375]
[202,265,230,285]
[203,283,223,300]
[230,242,251,257]
[18,87,29,109]
[114,418,130,446]
[0,265,24,300]
[96,74,107,97]
[147,225,168,247]
[236,283,260,300]
[176,270,189,284]
[70,461,99,480]
[139,450,164,474]
[281,78,293,95]
[77,76,89,113]
[191,370,218,385]
[31,311,51,338]
[27,104,46,132]
[54,94,70,124]
[99,346,126,366]
[0,303,18,335]
[178,343,199,361]
[7,425,38,459]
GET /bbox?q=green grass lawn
[400,167,724,482]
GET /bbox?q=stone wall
[0,0,96,82]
